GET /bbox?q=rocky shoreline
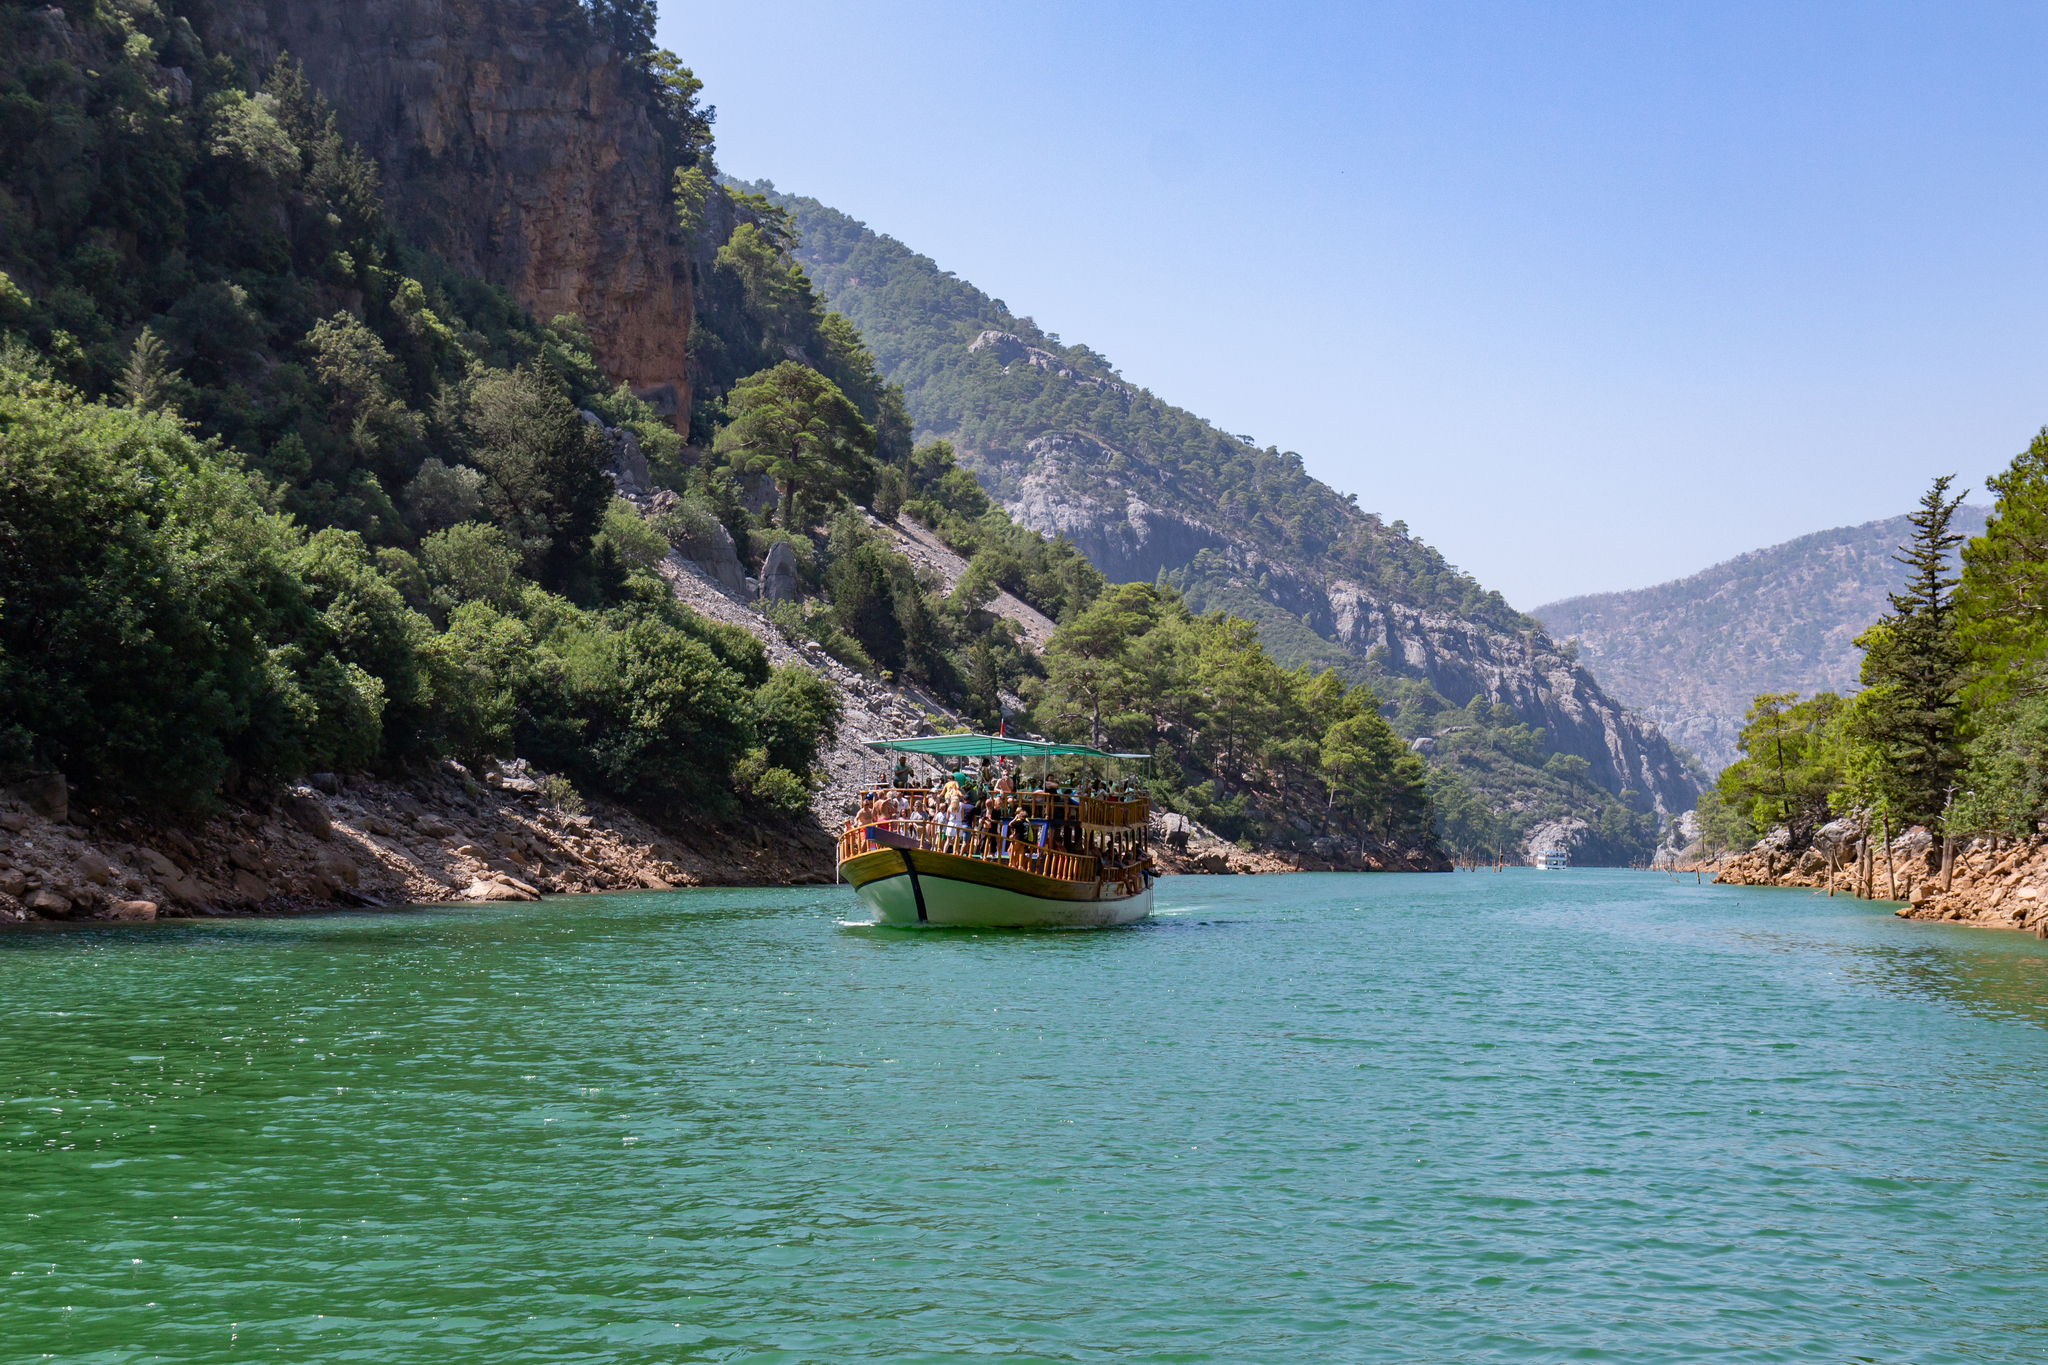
[0,500,1448,928]
[0,764,1445,926]
[1709,820,2048,936]
[0,760,832,926]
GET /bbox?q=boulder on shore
[281,792,333,841]
[760,541,801,604]
[11,773,65,822]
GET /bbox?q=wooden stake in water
[1882,812,1897,901]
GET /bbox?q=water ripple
[3,872,2046,1362]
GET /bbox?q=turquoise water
[4,871,2047,1363]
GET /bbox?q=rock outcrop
[969,333,1131,398]
[759,541,801,604]
[1710,821,2048,936]
[989,440,1698,819]
[1005,435,1233,584]
[204,0,693,426]
[0,757,834,924]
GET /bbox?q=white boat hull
[841,846,1152,928]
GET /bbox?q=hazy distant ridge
[1532,506,1990,773]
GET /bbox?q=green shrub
[754,666,841,775]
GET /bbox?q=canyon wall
[205,0,693,422]
[999,435,1700,819]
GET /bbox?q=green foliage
[1382,682,1661,864]
[0,363,294,803]
[732,748,810,818]
[1845,477,1968,826]
[1699,691,1845,841]
[417,522,524,617]
[754,666,842,777]
[754,184,1529,632]
[459,363,613,584]
[1031,584,1431,850]
[0,4,875,832]
[524,619,756,817]
[713,361,873,529]
[1959,428,2048,708]
[898,438,1105,622]
[1951,696,2048,836]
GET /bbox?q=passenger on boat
[855,792,881,832]
[893,756,914,789]
[941,787,964,854]
[995,765,1015,796]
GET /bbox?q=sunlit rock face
[997,429,1699,819]
[1003,435,1231,585]
[206,0,694,426]
[1321,590,1697,819]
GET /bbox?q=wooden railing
[1080,795,1150,828]
[838,822,1140,888]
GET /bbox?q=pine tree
[117,327,175,414]
[1851,475,1968,824]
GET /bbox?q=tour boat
[837,736,1155,928]
[1533,847,1571,870]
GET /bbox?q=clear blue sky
[655,1,2048,609]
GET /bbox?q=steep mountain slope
[200,0,696,422]
[1533,506,1991,773]
[758,186,1701,827]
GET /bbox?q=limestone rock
[135,848,178,879]
[231,869,271,902]
[99,901,157,922]
[11,772,65,821]
[760,541,801,604]
[75,851,113,885]
[0,869,23,898]
[158,870,209,907]
[1522,817,1591,863]
[27,888,71,917]
[606,424,650,495]
[464,879,538,902]
[0,811,24,833]
[662,520,748,597]
[281,793,333,841]
[227,844,268,874]
[208,0,695,431]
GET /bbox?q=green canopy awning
[863,735,1123,761]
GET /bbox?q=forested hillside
[0,0,845,823]
[752,183,1698,861]
[0,0,1451,872]
[1534,506,1990,773]
[1693,454,2048,869]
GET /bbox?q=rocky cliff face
[1324,595,1697,817]
[997,434,1700,819]
[205,0,693,422]
[1004,434,1233,584]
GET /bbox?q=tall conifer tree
[1851,475,1968,824]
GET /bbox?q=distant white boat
[1533,847,1571,870]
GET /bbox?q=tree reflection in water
[1845,934,2048,1029]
